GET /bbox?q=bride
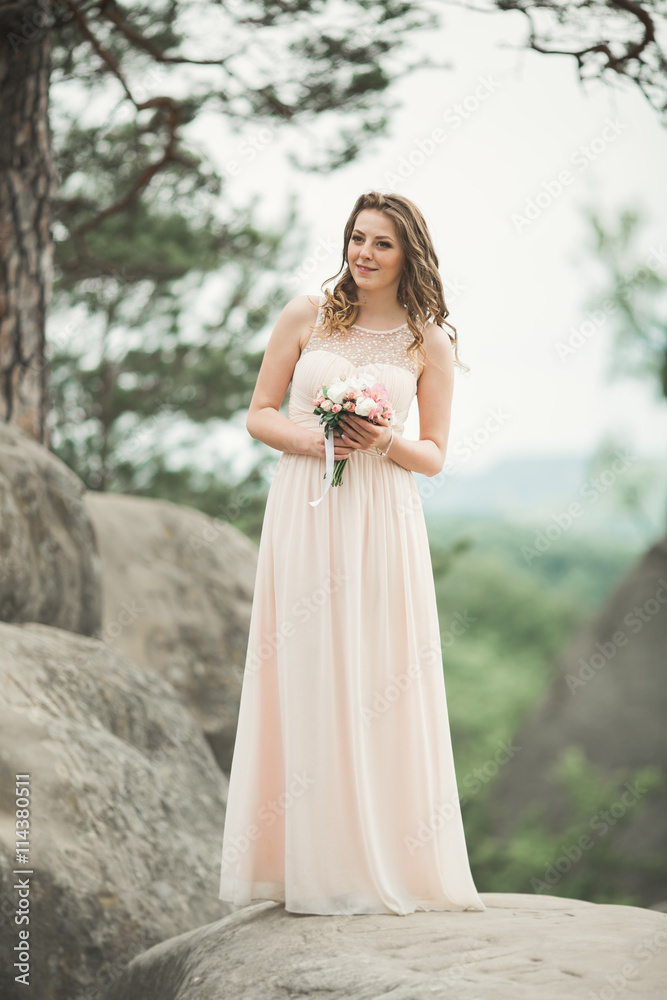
[218,190,486,917]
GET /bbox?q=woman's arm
[338,323,456,478]
[245,294,324,457]
[387,324,455,477]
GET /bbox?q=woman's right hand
[306,427,359,461]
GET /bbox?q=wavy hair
[310,190,469,375]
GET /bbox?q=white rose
[327,380,350,405]
[319,399,333,411]
[354,396,376,418]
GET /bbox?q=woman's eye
[351,236,391,248]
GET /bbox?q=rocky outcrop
[488,532,667,903]
[84,492,257,773]
[0,621,232,1000]
[105,893,667,1000]
[0,423,101,634]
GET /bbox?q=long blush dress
[218,296,486,916]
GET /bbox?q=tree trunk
[0,3,56,445]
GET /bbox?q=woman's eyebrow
[352,228,394,240]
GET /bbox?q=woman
[218,190,486,916]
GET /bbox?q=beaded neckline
[301,311,419,377]
[350,322,410,335]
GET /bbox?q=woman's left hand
[339,413,392,452]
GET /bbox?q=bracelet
[375,427,394,457]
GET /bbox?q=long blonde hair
[311,190,469,375]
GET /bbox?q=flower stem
[331,458,348,486]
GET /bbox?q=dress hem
[219,880,487,917]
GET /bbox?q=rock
[0,621,231,1000]
[105,893,667,1000]
[84,493,257,773]
[488,533,667,904]
[0,423,102,635]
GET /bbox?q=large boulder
[105,893,667,1000]
[488,532,667,903]
[0,621,232,1000]
[0,423,102,634]
[83,493,258,773]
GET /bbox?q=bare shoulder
[419,320,455,375]
[422,320,454,350]
[274,293,322,351]
[277,293,321,328]
[281,293,322,321]
[248,295,323,414]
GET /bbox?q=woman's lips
[356,264,376,273]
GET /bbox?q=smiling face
[347,209,405,293]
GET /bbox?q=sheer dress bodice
[287,300,423,458]
[300,309,421,377]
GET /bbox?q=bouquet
[308,374,394,507]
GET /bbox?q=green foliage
[427,516,640,772]
[46,277,287,497]
[49,0,439,175]
[580,206,667,399]
[426,517,664,905]
[47,184,299,496]
[464,746,665,906]
[428,514,642,606]
[47,99,304,497]
[45,0,443,507]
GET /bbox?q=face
[347,209,405,291]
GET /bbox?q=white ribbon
[308,428,335,507]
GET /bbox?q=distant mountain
[415,452,666,545]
